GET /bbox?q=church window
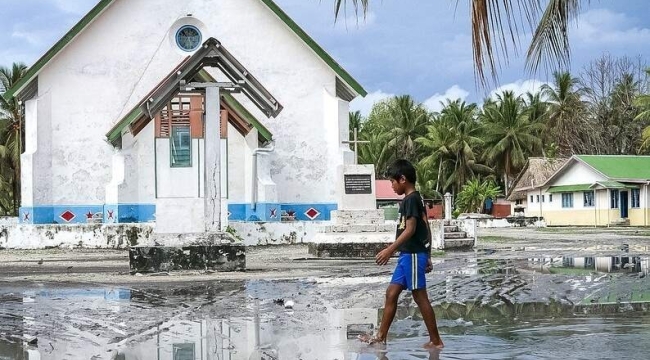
[176,25,202,52]
[171,126,191,167]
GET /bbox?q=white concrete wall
[33,0,350,208]
[155,138,201,198]
[552,162,606,186]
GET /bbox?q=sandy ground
[0,227,648,286]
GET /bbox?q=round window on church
[175,25,202,52]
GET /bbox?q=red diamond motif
[305,208,320,220]
[60,210,76,222]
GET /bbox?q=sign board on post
[344,174,372,195]
[337,164,377,210]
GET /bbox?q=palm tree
[541,71,592,156]
[333,0,585,86]
[481,91,543,194]
[634,69,650,153]
[0,62,28,215]
[416,117,454,194]
[455,178,501,214]
[437,100,492,194]
[358,130,392,175]
[378,95,430,164]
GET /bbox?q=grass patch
[431,250,446,257]
[478,236,512,243]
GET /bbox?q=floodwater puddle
[1,254,649,359]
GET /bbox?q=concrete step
[444,231,467,239]
[331,210,385,225]
[319,224,394,233]
[444,225,459,233]
[444,238,475,250]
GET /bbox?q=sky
[1,0,650,115]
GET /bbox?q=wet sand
[0,227,649,359]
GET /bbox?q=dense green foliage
[350,57,650,203]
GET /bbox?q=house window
[583,191,595,207]
[173,343,195,360]
[549,194,553,203]
[171,126,191,167]
[561,193,573,208]
[530,195,534,203]
[631,189,640,208]
[610,189,619,209]
[542,195,545,203]
[515,199,523,205]
[536,195,540,203]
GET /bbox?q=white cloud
[489,79,548,100]
[573,8,650,46]
[350,90,394,116]
[422,85,469,112]
[11,31,42,46]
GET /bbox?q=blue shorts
[390,252,428,291]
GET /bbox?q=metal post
[204,87,221,232]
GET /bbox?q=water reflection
[525,256,649,275]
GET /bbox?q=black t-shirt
[396,191,429,253]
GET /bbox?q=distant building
[510,155,650,226]
[508,157,568,216]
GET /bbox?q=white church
[4,0,366,233]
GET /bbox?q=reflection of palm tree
[333,0,584,86]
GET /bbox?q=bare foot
[358,333,386,345]
[423,340,444,350]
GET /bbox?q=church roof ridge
[2,0,367,101]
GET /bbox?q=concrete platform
[308,242,391,258]
[129,244,245,273]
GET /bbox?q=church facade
[4,0,365,231]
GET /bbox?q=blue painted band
[19,203,337,224]
[19,204,155,225]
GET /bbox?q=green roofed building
[509,155,650,226]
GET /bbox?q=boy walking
[361,159,444,349]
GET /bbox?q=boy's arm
[376,217,416,265]
[422,212,432,255]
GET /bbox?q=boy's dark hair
[385,159,417,184]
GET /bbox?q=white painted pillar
[204,87,221,232]
[444,193,453,220]
[21,99,38,207]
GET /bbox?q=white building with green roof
[2,0,366,231]
[521,155,650,226]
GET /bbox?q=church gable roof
[2,0,367,102]
[106,39,278,146]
